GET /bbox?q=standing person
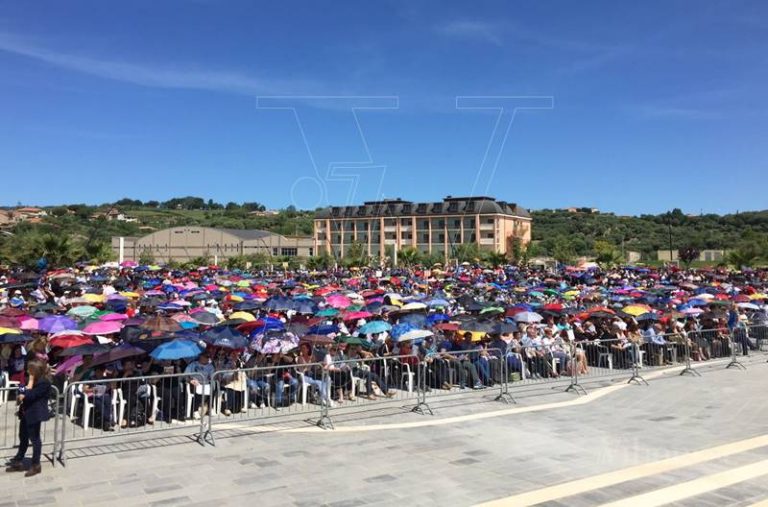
[5,360,52,477]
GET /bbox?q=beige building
[113,226,314,263]
[313,196,532,260]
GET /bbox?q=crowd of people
[1,262,766,439]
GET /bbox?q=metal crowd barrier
[36,320,768,464]
[58,372,206,465]
[0,385,60,466]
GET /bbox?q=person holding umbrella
[5,360,52,477]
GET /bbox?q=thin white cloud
[630,104,721,120]
[435,20,503,46]
[0,32,315,95]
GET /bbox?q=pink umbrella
[342,311,373,321]
[99,313,128,321]
[20,317,39,331]
[54,355,83,375]
[326,294,352,309]
[82,320,123,335]
[120,260,138,268]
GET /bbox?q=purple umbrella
[39,315,78,334]
[90,345,146,368]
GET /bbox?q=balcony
[479,223,495,231]
[479,237,495,245]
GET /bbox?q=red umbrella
[0,316,19,328]
[50,333,94,349]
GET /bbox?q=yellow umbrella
[458,330,485,342]
[622,304,651,316]
[750,293,767,300]
[229,311,256,322]
[227,295,244,303]
[236,280,251,288]
[120,291,140,298]
[0,327,21,335]
[83,293,105,303]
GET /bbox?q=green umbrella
[316,308,339,317]
[67,305,99,318]
[335,335,373,348]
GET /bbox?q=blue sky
[0,1,766,215]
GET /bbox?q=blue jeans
[473,359,491,384]
[247,379,270,405]
[275,376,299,405]
[303,375,329,403]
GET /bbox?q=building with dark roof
[313,196,532,259]
[112,226,314,263]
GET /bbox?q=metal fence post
[50,385,60,468]
[726,329,747,370]
[627,341,648,385]
[411,361,433,415]
[565,342,587,395]
[58,383,71,467]
[494,351,516,403]
[316,369,334,429]
[679,337,700,377]
[201,372,215,446]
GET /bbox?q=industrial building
[112,226,314,263]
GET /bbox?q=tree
[594,240,624,267]
[453,243,481,263]
[397,247,421,267]
[678,246,701,267]
[484,251,508,268]
[727,243,762,268]
[343,241,368,267]
[138,249,155,266]
[307,253,334,270]
[551,236,576,265]
[82,240,114,264]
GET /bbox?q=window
[416,203,427,214]
[272,248,278,256]
[453,219,460,228]
[281,248,298,257]
[448,201,458,212]
[309,248,314,257]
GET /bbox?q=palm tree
[727,244,762,268]
[397,247,421,267]
[484,252,508,268]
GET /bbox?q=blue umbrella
[398,313,427,327]
[308,324,340,335]
[202,325,242,344]
[390,322,416,339]
[150,339,202,360]
[426,313,450,326]
[213,336,248,349]
[358,321,391,334]
[427,298,450,308]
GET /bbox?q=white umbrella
[514,311,543,323]
[737,302,760,310]
[396,329,434,342]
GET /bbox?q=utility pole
[667,212,674,263]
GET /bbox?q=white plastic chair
[1,372,20,405]
[400,362,414,394]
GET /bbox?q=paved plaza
[1,357,768,507]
